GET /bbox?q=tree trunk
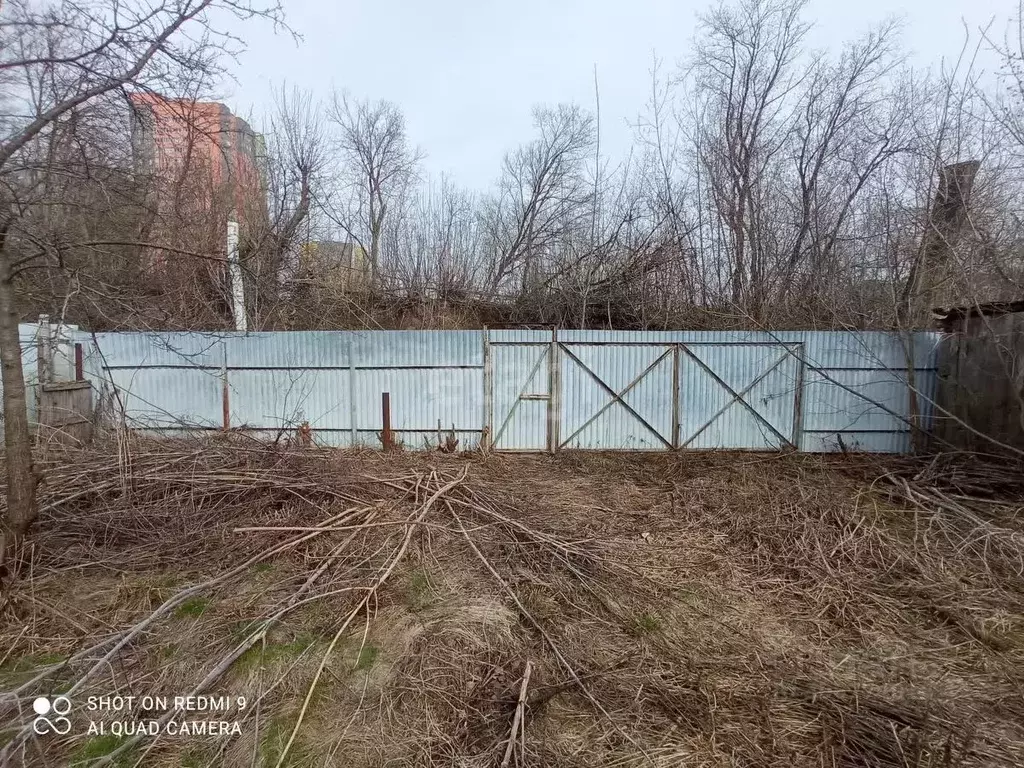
[369,221,381,286]
[0,245,38,571]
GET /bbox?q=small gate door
[489,343,551,450]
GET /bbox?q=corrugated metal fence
[70,328,941,453]
[83,330,483,449]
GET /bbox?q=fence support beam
[221,341,229,431]
[482,327,492,450]
[547,327,558,453]
[381,392,392,451]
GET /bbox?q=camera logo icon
[31,696,72,735]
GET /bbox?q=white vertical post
[36,313,50,387]
[227,221,247,332]
[348,335,357,447]
[482,327,492,450]
[36,314,51,423]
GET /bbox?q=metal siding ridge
[350,330,482,367]
[226,332,349,368]
[93,331,228,368]
[65,328,940,455]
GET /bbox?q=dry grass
[1,437,1023,767]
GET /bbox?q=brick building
[129,93,267,268]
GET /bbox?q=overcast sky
[227,0,1010,190]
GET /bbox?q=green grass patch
[174,597,211,619]
[259,717,313,767]
[229,619,265,643]
[355,644,379,671]
[0,652,67,685]
[236,632,318,671]
[630,612,662,636]
[159,643,178,659]
[274,634,318,658]
[9,651,65,669]
[178,748,212,767]
[252,562,275,574]
[154,573,180,588]
[405,568,433,611]
[72,734,132,765]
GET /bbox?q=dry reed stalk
[501,660,533,767]
[272,468,468,768]
[2,439,1023,767]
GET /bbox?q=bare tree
[785,22,907,290]
[388,176,483,297]
[0,0,284,569]
[324,94,422,285]
[689,0,811,317]
[636,57,699,307]
[8,0,1024,347]
[246,86,327,328]
[483,104,596,294]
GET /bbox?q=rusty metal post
[381,392,392,451]
[221,341,230,431]
[74,343,84,382]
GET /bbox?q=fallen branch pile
[0,439,1022,767]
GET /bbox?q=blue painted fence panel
[68,329,939,453]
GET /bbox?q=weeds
[173,597,211,619]
[355,644,379,671]
[72,735,130,765]
[630,612,662,635]
[1,440,1022,766]
[405,568,433,611]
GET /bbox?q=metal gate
[677,343,802,450]
[487,341,554,451]
[487,337,803,452]
[559,343,675,449]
